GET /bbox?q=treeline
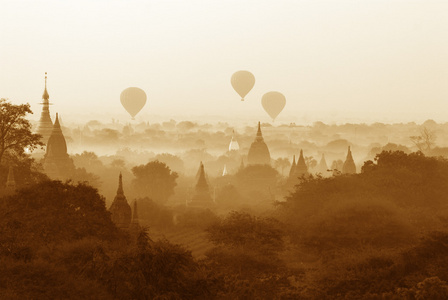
[0,181,294,298]
[276,150,448,298]
[2,151,448,298]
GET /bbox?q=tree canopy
[0,98,43,165]
[131,160,178,203]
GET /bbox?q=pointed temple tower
[36,72,53,143]
[5,166,16,193]
[109,173,132,229]
[316,153,329,175]
[288,155,297,178]
[228,130,240,152]
[247,122,271,165]
[43,113,74,179]
[222,164,228,176]
[342,146,356,174]
[189,162,213,207]
[295,149,309,177]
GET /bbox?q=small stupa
[247,122,271,165]
[295,149,309,177]
[189,162,214,207]
[109,173,132,229]
[342,146,356,174]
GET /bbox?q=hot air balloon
[231,71,255,101]
[120,87,147,120]
[261,91,286,122]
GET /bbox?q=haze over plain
[1,0,448,124]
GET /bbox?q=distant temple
[342,146,356,174]
[36,72,53,143]
[288,155,296,178]
[295,149,309,177]
[189,162,214,207]
[109,173,132,229]
[247,122,271,165]
[316,153,329,175]
[228,130,240,152]
[43,113,74,179]
[222,164,228,176]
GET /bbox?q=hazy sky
[1,0,448,124]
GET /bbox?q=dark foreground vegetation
[1,151,448,299]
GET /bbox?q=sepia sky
[1,0,448,124]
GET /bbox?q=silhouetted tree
[0,181,118,259]
[0,99,44,164]
[132,160,178,203]
[274,157,290,176]
[410,127,436,153]
[153,153,185,174]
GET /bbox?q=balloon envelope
[231,71,255,101]
[261,91,286,121]
[120,87,147,119]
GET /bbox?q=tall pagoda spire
[317,153,329,175]
[43,113,73,179]
[289,155,297,178]
[255,121,263,141]
[247,122,271,165]
[295,149,309,176]
[42,72,49,101]
[109,172,132,229]
[117,172,124,195]
[342,146,356,174]
[37,72,53,143]
[189,162,213,207]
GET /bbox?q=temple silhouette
[343,146,356,174]
[43,113,74,179]
[189,162,214,207]
[36,73,53,144]
[109,173,132,229]
[247,122,271,166]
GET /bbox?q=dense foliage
[0,98,43,165]
[132,160,178,203]
[2,151,448,299]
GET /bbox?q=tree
[0,99,44,165]
[410,127,436,153]
[305,156,317,170]
[207,211,285,255]
[274,157,290,176]
[153,153,185,174]
[131,160,178,203]
[0,181,118,259]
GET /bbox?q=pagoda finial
[42,72,49,101]
[256,121,263,141]
[117,172,124,195]
[53,112,61,129]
